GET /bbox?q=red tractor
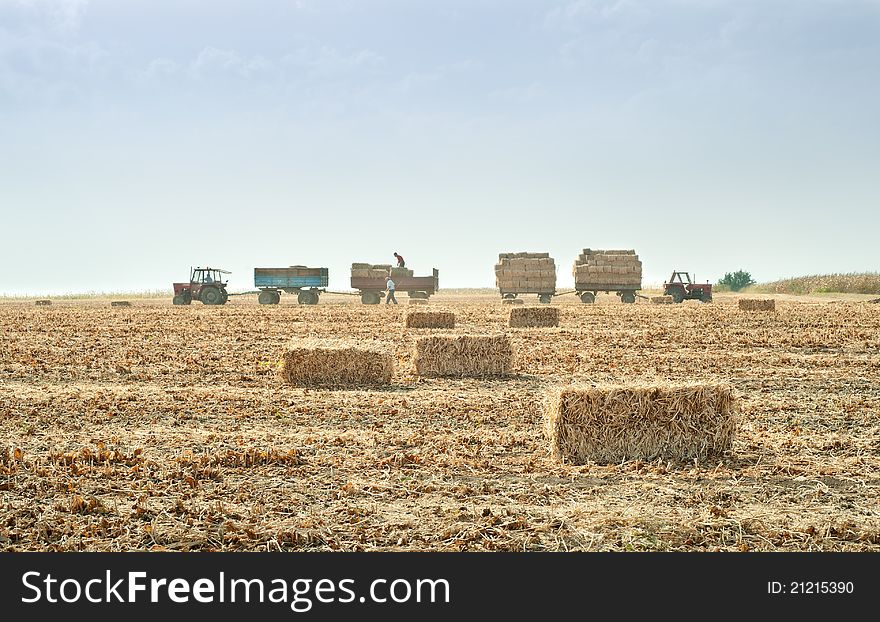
[172,267,231,305]
[663,271,713,303]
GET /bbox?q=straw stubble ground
[0,292,879,551]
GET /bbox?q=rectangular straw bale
[111,301,132,307]
[509,306,559,328]
[414,334,514,377]
[408,298,428,305]
[35,300,52,306]
[738,298,776,311]
[406,311,454,328]
[651,296,674,304]
[280,339,393,388]
[545,383,737,464]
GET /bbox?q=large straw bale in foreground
[545,383,737,464]
[508,306,559,328]
[406,312,455,329]
[738,298,776,312]
[414,334,514,377]
[280,339,393,388]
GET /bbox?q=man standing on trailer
[394,252,405,268]
[385,276,398,304]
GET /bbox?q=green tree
[718,270,756,292]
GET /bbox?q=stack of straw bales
[414,334,514,377]
[494,252,556,293]
[651,296,674,304]
[351,263,413,279]
[572,249,642,287]
[406,312,455,329]
[280,338,393,388]
[545,383,737,464]
[508,307,559,328]
[738,299,776,312]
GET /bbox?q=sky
[1,0,878,294]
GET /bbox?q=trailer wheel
[502,293,516,300]
[258,290,277,305]
[539,294,552,304]
[621,292,636,304]
[298,290,319,305]
[361,292,381,305]
[580,292,595,304]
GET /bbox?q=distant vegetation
[748,273,880,295]
[0,289,172,300]
[716,270,755,292]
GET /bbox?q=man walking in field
[394,252,405,268]
[385,276,398,304]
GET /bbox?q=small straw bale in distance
[280,338,393,388]
[111,301,132,307]
[406,311,455,329]
[414,334,514,377]
[545,383,737,464]
[738,298,776,312]
[34,300,52,306]
[508,306,559,328]
[651,295,673,305]
[408,299,428,306]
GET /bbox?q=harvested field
[1,292,879,552]
[406,312,455,329]
[508,307,559,328]
[545,383,737,464]
[739,299,776,312]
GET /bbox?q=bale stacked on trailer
[280,338,394,388]
[572,249,642,287]
[508,307,559,328]
[350,263,408,279]
[414,334,514,377]
[545,383,737,464]
[406,312,455,329]
[494,252,556,293]
[738,299,776,312]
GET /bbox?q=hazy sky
[1,0,878,294]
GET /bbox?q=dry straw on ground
[545,383,737,464]
[739,298,776,311]
[652,296,674,304]
[280,338,393,388]
[406,312,455,329]
[414,334,514,377]
[509,306,559,328]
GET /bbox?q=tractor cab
[172,267,231,306]
[663,271,713,303]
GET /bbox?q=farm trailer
[351,268,439,305]
[254,267,329,305]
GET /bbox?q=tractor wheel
[704,293,713,303]
[201,286,223,305]
[172,294,187,306]
[361,292,380,305]
[539,294,552,304]
[580,292,596,304]
[220,290,229,304]
[258,290,278,305]
[669,289,684,304]
[621,292,636,304]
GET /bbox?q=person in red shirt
[393,252,405,268]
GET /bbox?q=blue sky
[1,0,878,294]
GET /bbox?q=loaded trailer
[254,266,328,305]
[351,267,439,304]
[573,249,642,304]
[495,252,557,303]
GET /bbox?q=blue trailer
[254,267,329,305]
